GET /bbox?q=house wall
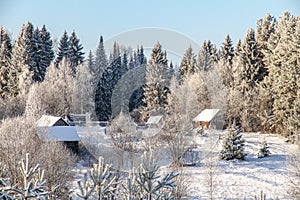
[64,141,79,154]
[193,121,210,129]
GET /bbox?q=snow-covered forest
[0,11,299,199]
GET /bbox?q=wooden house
[37,115,80,153]
[193,109,220,129]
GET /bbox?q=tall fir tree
[68,30,84,74]
[87,50,95,73]
[260,12,299,136]
[231,28,263,131]
[0,27,13,99]
[142,42,169,121]
[55,31,70,66]
[29,25,54,82]
[255,13,275,73]
[29,27,43,82]
[11,22,34,96]
[218,34,234,88]
[95,42,128,121]
[40,25,54,79]
[93,36,108,90]
[197,40,217,71]
[179,46,196,79]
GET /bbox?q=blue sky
[0,0,299,60]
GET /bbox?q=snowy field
[184,131,297,199]
[72,127,298,199]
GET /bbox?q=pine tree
[255,13,275,72]
[231,28,263,131]
[179,46,196,79]
[87,50,95,73]
[29,27,43,82]
[135,45,147,67]
[218,34,234,94]
[68,30,84,74]
[220,34,234,67]
[142,42,169,120]
[257,139,270,158]
[11,22,34,96]
[55,30,70,66]
[220,124,246,160]
[0,27,12,99]
[261,12,298,136]
[197,40,217,71]
[93,36,108,90]
[95,42,127,121]
[40,25,54,79]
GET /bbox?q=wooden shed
[193,109,220,129]
[37,126,80,154]
[37,115,80,154]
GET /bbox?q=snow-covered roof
[193,109,220,122]
[37,126,80,141]
[146,115,163,125]
[37,115,68,127]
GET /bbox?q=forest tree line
[0,11,299,138]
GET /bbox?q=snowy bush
[76,157,117,199]
[0,116,75,197]
[0,153,57,199]
[219,124,246,160]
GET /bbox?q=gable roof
[37,126,80,142]
[37,115,69,127]
[193,109,220,122]
[146,115,163,125]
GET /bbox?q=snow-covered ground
[72,127,298,199]
[186,130,297,199]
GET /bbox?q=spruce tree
[0,27,12,99]
[11,22,34,96]
[218,34,234,88]
[28,25,54,82]
[93,36,108,90]
[87,50,95,73]
[68,30,84,74]
[179,46,196,79]
[55,30,70,66]
[231,28,263,131]
[257,139,270,158]
[95,42,127,121]
[220,124,246,160]
[197,40,217,71]
[40,25,54,79]
[142,42,169,120]
[261,12,298,136]
[220,34,234,67]
[29,27,43,82]
[255,13,275,71]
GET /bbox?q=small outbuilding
[37,115,80,153]
[193,109,220,129]
[37,126,80,154]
